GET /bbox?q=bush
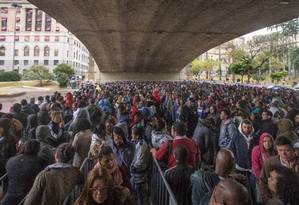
[56,72,69,87]
[0,71,21,82]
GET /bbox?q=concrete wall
[97,71,186,82]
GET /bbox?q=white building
[0,0,90,75]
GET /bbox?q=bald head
[215,149,235,177]
[209,179,249,205]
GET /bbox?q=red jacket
[155,136,200,169]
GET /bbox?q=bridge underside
[29,0,299,77]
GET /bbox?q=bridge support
[97,71,187,82]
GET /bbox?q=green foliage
[270,70,288,82]
[56,72,69,87]
[191,59,217,78]
[22,65,53,86]
[0,71,21,82]
[291,47,299,71]
[252,74,266,82]
[53,64,75,87]
[53,64,75,77]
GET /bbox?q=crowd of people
[0,81,298,205]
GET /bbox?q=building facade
[0,0,90,75]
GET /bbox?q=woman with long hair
[74,167,132,205]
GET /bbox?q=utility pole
[218,46,222,81]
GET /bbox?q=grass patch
[0,80,57,87]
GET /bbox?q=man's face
[294,115,299,125]
[220,111,227,121]
[276,144,295,162]
[241,123,252,136]
[262,112,269,121]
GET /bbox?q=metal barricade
[0,173,8,200]
[150,157,178,205]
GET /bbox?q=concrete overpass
[29,0,299,80]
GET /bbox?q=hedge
[0,71,21,82]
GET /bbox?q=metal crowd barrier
[150,157,178,205]
[0,173,8,200]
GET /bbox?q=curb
[0,92,26,98]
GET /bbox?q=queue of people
[0,81,298,205]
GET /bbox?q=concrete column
[98,72,186,82]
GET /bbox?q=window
[1,18,7,31]
[24,46,29,56]
[34,36,40,42]
[35,9,42,31]
[54,49,59,57]
[25,8,33,31]
[56,26,60,32]
[15,36,19,41]
[44,60,49,65]
[34,60,39,65]
[15,26,20,31]
[24,36,30,42]
[0,36,5,41]
[45,14,51,31]
[54,60,59,65]
[16,17,20,22]
[44,46,49,56]
[14,60,19,65]
[34,46,40,56]
[14,49,18,56]
[0,60,4,65]
[55,36,59,42]
[44,36,50,42]
[16,7,21,14]
[24,60,28,66]
[0,46,5,56]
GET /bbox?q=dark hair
[12,103,21,113]
[173,121,186,136]
[23,139,40,156]
[241,119,252,126]
[156,118,166,131]
[263,110,273,117]
[222,109,231,119]
[112,126,126,140]
[38,96,43,101]
[132,126,143,137]
[98,145,113,160]
[269,165,299,204]
[73,118,91,135]
[275,136,293,148]
[56,143,74,163]
[21,99,27,106]
[174,144,189,164]
[37,111,50,125]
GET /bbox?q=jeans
[134,182,150,205]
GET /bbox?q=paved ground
[0,86,71,112]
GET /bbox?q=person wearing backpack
[151,122,199,170]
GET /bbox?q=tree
[0,71,21,82]
[53,64,75,87]
[191,59,217,79]
[270,70,288,82]
[22,65,53,86]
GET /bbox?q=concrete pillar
[97,71,186,82]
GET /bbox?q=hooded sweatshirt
[251,133,275,179]
[229,121,258,172]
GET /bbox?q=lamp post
[11,3,21,72]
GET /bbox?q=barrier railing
[0,173,8,200]
[150,157,178,205]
